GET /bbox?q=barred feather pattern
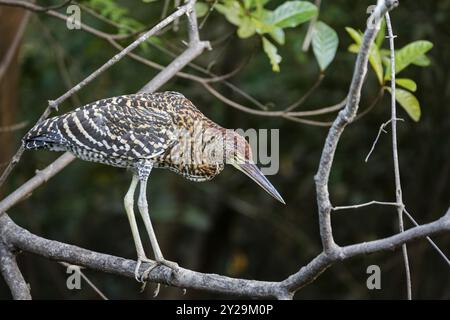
[24,92,226,181]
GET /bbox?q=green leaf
[195,2,209,18]
[214,2,242,26]
[388,88,421,121]
[385,40,433,78]
[395,78,417,92]
[370,45,384,84]
[269,27,285,45]
[312,21,339,71]
[348,44,359,53]
[262,37,282,72]
[412,54,431,67]
[267,1,317,28]
[237,16,256,38]
[346,27,383,84]
[375,17,386,48]
[345,27,362,44]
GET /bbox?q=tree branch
[385,11,412,299]
[1,207,448,298]
[139,1,211,93]
[0,239,31,299]
[314,0,399,253]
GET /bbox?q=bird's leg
[137,163,179,272]
[124,174,155,281]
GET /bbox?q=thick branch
[1,208,448,298]
[0,214,287,299]
[283,208,450,293]
[0,240,31,300]
[0,152,75,214]
[314,0,399,252]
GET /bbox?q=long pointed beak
[233,162,286,204]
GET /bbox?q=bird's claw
[156,258,179,271]
[134,257,156,283]
[134,258,179,283]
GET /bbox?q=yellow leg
[124,174,154,281]
[137,173,179,271]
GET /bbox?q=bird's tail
[23,118,66,151]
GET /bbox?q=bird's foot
[135,257,179,282]
[134,257,180,297]
[155,258,179,272]
[134,257,156,283]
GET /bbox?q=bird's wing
[56,96,178,159]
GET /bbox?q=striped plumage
[24,92,224,181]
[24,91,284,279]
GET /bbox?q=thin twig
[333,200,450,268]
[199,0,218,29]
[332,201,401,211]
[403,208,450,268]
[59,262,108,300]
[0,121,28,134]
[302,0,321,52]
[31,0,71,12]
[354,87,385,121]
[386,11,412,300]
[365,117,404,162]
[284,73,325,112]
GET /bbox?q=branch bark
[314,0,399,253]
[0,239,31,299]
[385,11,412,300]
[1,208,448,298]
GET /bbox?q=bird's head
[224,131,285,204]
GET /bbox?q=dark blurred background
[0,0,449,299]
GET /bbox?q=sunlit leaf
[412,54,431,67]
[312,21,339,71]
[262,37,282,72]
[348,44,359,53]
[269,27,285,45]
[388,88,421,121]
[395,78,417,92]
[385,40,433,79]
[267,1,317,28]
[214,2,242,26]
[345,27,362,44]
[346,27,383,84]
[237,17,256,38]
